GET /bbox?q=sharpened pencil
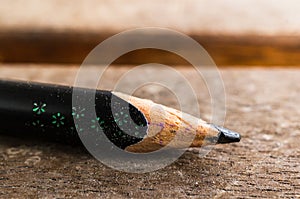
[0,79,240,153]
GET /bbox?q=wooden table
[0,65,299,198]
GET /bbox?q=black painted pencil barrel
[0,80,147,149]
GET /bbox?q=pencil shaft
[0,79,240,153]
[0,80,147,149]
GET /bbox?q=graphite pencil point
[212,124,241,144]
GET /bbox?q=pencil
[0,79,240,153]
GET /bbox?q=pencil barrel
[0,80,147,149]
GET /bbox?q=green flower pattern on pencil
[74,124,84,132]
[91,117,105,132]
[133,125,144,138]
[52,112,65,127]
[114,111,129,126]
[113,111,145,138]
[32,102,46,115]
[32,120,44,128]
[72,107,85,119]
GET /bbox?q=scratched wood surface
[0,65,299,198]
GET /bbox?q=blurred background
[1,0,300,66]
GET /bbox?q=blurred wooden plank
[1,30,300,66]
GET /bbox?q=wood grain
[0,65,299,198]
[1,30,300,66]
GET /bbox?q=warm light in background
[1,0,300,35]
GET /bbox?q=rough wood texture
[0,65,299,198]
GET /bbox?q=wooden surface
[1,31,300,66]
[0,65,299,198]
[1,0,300,66]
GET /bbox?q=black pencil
[0,79,240,153]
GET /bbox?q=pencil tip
[212,125,241,144]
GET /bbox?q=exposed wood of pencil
[113,92,219,153]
